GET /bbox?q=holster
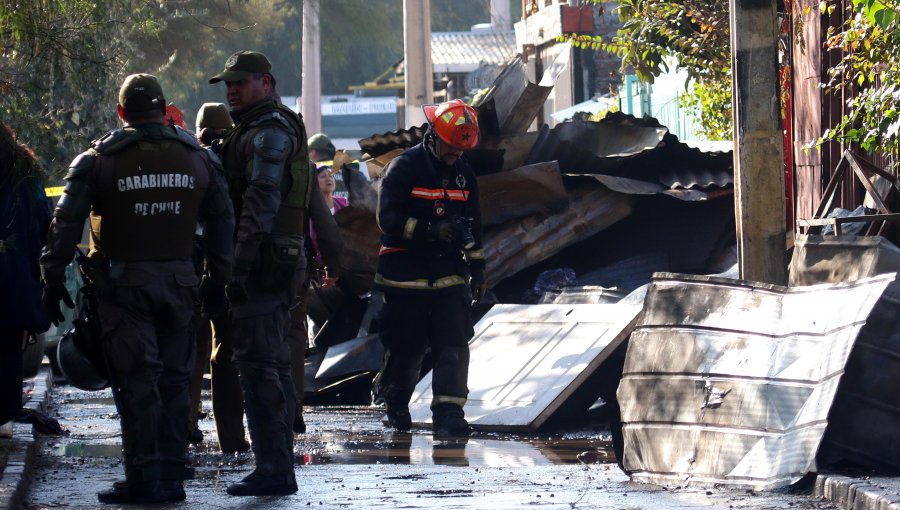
[253,234,303,292]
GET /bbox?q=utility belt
[252,232,304,292]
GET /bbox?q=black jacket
[375,143,485,294]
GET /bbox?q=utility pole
[302,0,322,135]
[404,0,433,128]
[729,0,787,285]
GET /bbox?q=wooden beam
[730,0,788,284]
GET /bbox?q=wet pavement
[16,377,849,510]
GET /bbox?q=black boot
[293,412,306,434]
[227,470,298,496]
[187,426,204,444]
[98,480,186,505]
[384,403,412,432]
[432,404,472,438]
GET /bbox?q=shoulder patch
[91,128,141,155]
[65,150,98,180]
[172,126,202,151]
[254,110,293,130]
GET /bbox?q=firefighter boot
[432,403,472,438]
[384,403,412,432]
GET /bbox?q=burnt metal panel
[478,161,568,226]
[409,303,642,431]
[524,113,734,194]
[315,333,383,380]
[482,180,635,288]
[477,55,554,137]
[538,286,629,304]
[790,235,900,471]
[619,272,893,489]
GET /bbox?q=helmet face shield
[423,99,480,151]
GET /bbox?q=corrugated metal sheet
[525,113,734,194]
[618,272,893,489]
[790,235,900,471]
[410,303,642,431]
[358,124,427,158]
[431,29,517,73]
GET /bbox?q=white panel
[410,303,642,431]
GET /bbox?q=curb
[0,366,52,510]
[816,474,900,510]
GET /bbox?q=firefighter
[39,73,235,504]
[209,50,341,496]
[372,99,487,437]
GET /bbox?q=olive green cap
[209,50,272,84]
[196,102,233,132]
[118,74,165,113]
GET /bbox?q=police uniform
[192,103,248,454]
[40,73,235,505]
[285,172,343,434]
[374,140,485,433]
[210,49,342,495]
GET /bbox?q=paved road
[20,381,843,509]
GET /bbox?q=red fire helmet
[422,99,480,150]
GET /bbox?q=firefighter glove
[469,269,487,305]
[431,219,463,247]
[199,275,226,318]
[42,284,75,326]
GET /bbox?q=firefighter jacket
[375,143,485,295]
[40,123,235,288]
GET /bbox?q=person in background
[284,160,345,435]
[308,132,348,201]
[372,99,487,437]
[39,74,235,504]
[0,122,52,439]
[196,102,233,150]
[307,132,335,164]
[189,102,249,454]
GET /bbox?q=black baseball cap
[118,74,165,113]
[209,50,272,84]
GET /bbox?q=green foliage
[571,0,733,139]
[817,0,900,163]
[1,0,508,175]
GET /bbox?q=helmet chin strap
[424,126,460,170]
[424,127,439,158]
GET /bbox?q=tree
[1,1,160,170]
[572,0,732,139]
[818,0,900,165]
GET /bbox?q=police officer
[373,99,487,437]
[192,102,250,454]
[209,50,341,496]
[40,74,235,504]
[307,132,336,164]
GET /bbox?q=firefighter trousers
[374,290,473,411]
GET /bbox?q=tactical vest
[219,100,313,235]
[88,124,211,261]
